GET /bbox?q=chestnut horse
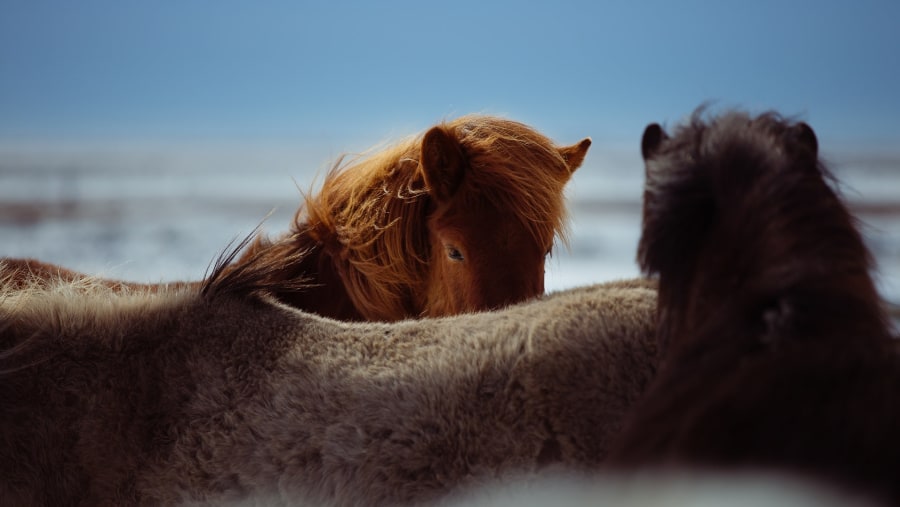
[609,110,900,503]
[238,114,591,320]
[2,115,590,321]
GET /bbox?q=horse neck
[231,230,365,321]
[663,189,892,356]
[745,186,890,342]
[263,218,428,323]
[303,153,431,322]
[310,222,424,322]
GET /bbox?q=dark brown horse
[3,115,591,321]
[609,110,900,503]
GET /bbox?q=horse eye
[446,246,465,262]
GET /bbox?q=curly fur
[0,265,657,506]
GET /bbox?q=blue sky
[2,0,899,148]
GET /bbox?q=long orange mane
[292,114,576,320]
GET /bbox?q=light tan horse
[4,114,591,322]
[0,251,656,506]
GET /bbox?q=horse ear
[794,122,818,157]
[558,138,592,173]
[421,126,466,203]
[641,123,668,160]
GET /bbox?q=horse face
[418,123,589,316]
[425,201,549,315]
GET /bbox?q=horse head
[418,116,590,316]
[637,108,887,353]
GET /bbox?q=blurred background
[1,0,898,327]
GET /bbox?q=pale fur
[440,469,879,507]
[0,275,658,506]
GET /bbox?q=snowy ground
[1,143,897,329]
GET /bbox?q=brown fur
[0,257,194,292]
[608,110,900,503]
[3,115,590,322]
[0,258,657,506]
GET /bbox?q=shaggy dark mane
[295,114,580,319]
[611,108,899,503]
[638,109,887,350]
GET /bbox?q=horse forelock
[448,115,573,249]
